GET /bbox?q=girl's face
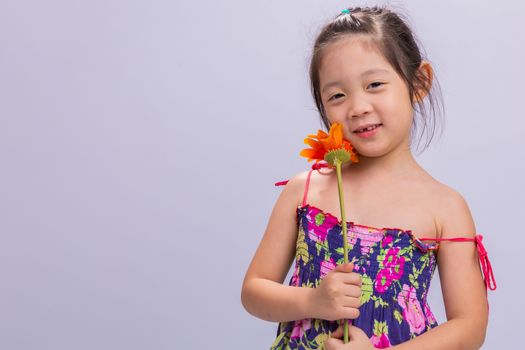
[319,36,415,158]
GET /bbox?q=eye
[328,93,344,101]
[368,82,384,89]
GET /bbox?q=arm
[392,188,488,349]
[241,278,314,322]
[241,171,314,322]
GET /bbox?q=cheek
[325,112,345,130]
[377,94,413,124]
[343,130,354,141]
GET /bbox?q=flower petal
[330,123,343,146]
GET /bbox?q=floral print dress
[270,163,497,350]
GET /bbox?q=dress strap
[274,179,289,186]
[302,166,314,206]
[274,161,330,189]
[419,234,497,292]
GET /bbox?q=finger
[343,305,361,319]
[341,272,362,286]
[330,324,343,338]
[324,337,344,349]
[341,284,362,298]
[341,296,361,309]
[334,262,354,272]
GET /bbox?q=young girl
[241,6,496,350]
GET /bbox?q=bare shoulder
[281,169,311,207]
[289,166,336,205]
[431,181,477,239]
[241,169,309,286]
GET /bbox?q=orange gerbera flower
[299,122,359,167]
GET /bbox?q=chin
[353,147,389,158]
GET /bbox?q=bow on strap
[312,161,329,170]
[475,234,497,291]
[422,234,498,292]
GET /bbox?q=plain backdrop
[1,0,523,349]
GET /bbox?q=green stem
[335,159,350,344]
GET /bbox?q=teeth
[357,124,379,132]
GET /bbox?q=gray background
[0,0,522,349]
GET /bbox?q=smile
[354,124,382,138]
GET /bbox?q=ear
[412,60,433,103]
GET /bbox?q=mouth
[353,123,383,134]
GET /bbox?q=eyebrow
[321,68,390,93]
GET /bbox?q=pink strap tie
[421,235,497,292]
[476,234,497,291]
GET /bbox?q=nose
[346,94,372,120]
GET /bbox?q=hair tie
[341,8,351,14]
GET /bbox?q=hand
[325,323,376,350]
[308,262,362,321]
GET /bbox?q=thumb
[334,262,354,272]
[330,324,344,339]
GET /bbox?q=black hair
[308,5,445,155]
